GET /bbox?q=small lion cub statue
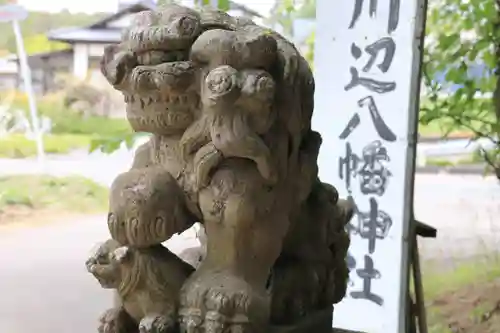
[85,239,194,333]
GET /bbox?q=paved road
[0,215,201,333]
[0,215,112,333]
[415,174,500,262]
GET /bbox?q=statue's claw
[179,308,203,333]
[98,308,123,333]
[179,271,268,333]
[139,314,173,333]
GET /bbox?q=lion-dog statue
[86,4,354,333]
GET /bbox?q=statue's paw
[98,308,122,333]
[179,271,268,333]
[139,314,173,333]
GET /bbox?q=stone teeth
[124,94,190,105]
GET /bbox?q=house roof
[47,27,122,44]
[47,1,262,44]
[47,2,153,44]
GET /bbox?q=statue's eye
[176,16,197,35]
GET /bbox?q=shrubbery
[5,90,131,136]
[0,90,133,158]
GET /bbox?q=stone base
[269,307,333,333]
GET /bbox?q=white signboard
[313,0,427,332]
[0,4,28,22]
[0,3,45,165]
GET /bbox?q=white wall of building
[73,43,89,79]
[73,43,110,80]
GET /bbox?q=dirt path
[430,278,500,333]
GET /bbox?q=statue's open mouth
[108,44,199,135]
[135,49,190,66]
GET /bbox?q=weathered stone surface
[86,4,353,333]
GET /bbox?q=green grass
[423,258,500,301]
[425,154,484,167]
[0,133,93,158]
[424,149,496,170]
[49,114,132,137]
[0,175,109,214]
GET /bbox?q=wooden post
[412,237,428,333]
[411,220,436,333]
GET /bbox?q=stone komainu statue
[87,4,354,333]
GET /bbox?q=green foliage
[0,10,105,55]
[422,0,500,175]
[267,0,297,37]
[198,0,229,11]
[0,175,109,214]
[1,90,135,157]
[0,134,91,158]
[7,92,132,137]
[305,30,315,69]
[157,0,179,6]
[23,33,68,55]
[89,132,148,154]
[295,0,316,19]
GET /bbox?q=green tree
[295,0,316,19]
[266,0,315,66]
[304,30,315,69]
[421,0,500,177]
[157,0,178,6]
[23,34,68,55]
[193,0,229,11]
[266,0,316,37]
[267,0,297,38]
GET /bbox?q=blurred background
[0,0,499,332]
